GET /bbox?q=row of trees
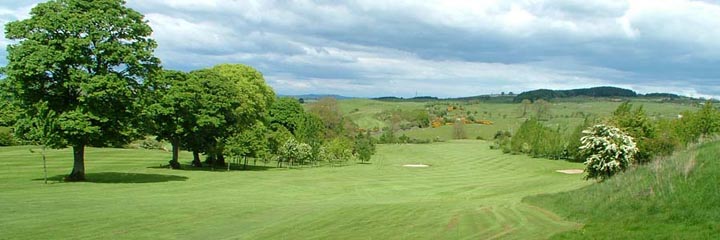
[0,0,374,181]
[143,65,274,169]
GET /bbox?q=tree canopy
[144,70,194,168]
[3,0,159,181]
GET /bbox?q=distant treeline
[513,87,637,102]
[373,96,439,102]
[373,95,515,103]
[512,87,695,102]
[371,86,699,104]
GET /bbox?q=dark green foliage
[269,97,306,134]
[672,102,720,145]
[13,102,64,148]
[514,86,637,102]
[0,81,19,127]
[693,102,720,137]
[143,70,194,167]
[611,102,656,164]
[354,131,375,163]
[268,125,293,155]
[183,69,243,166]
[645,124,681,158]
[565,118,594,162]
[510,118,565,159]
[224,121,269,163]
[490,130,512,153]
[296,113,326,145]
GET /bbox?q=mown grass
[1,141,588,239]
[525,141,720,239]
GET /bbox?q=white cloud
[145,13,239,53]
[2,0,720,98]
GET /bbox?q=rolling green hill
[336,98,698,141]
[525,140,720,239]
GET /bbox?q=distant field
[1,141,588,239]
[337,99,699,140]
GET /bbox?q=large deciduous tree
[209,64,275,165]
[3,0,159,181]
[144,70,193,169]
[184,69,242,167]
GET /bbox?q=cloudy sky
[2,0,720,98]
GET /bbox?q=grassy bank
[525,141,720,239]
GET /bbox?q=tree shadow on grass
[148,163,276,172]
[34,172,188,184]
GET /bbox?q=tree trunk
[42,145,48,184]
[66,144,86,181]
[216,153,226,166]
[191,151,202,167]
[204,154,215,165]
[169,139,181,169]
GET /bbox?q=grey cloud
[2,0,720,98]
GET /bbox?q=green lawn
[1,141,588,239]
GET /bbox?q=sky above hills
[2,0,719,98]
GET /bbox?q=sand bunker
[403,164,430,168]
[556,169,584,174]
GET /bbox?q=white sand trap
[556,169,584,174]
[403,164,430,168]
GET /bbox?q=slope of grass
[1,141,588,239]
[525,141,720,239]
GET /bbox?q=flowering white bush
[580,124,638,181]
[278,138,312,167]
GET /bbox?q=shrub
[354,132,375,163]
[565,118,593,162]
[510,118,565,159]
[278,138,313,167]
[398,134,411,143]
[0,127,16,146]
[378,130,398,144]
[580,124,638,181]
[453,120,467,139]
[611,102,656,164]
[322,137,353,166]
[139,137,165,150]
